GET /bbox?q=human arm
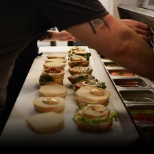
[66,14,154,80]
[39,30,77,42]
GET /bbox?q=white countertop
[0,46,140,148]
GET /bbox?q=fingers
[121,19,153,38]
[139,34,151,42]
[59,30,77,41]
[135,28,152,39]
[134,24,153,42]
[59,37,77,42]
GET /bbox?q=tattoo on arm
[88,17,110,34]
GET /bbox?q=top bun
[43,62,66,69]
[45,58,66,63]
[74,85,111,107]
[26,112,64,134]
[69,46,89,55]
[69,66,93,75]
[47,54,66,59]
[33,96,65,113]
[39,84,67,98]
[68,55,89,68]
[68,73,95,84]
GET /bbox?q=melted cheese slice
[75,85,111,104]
[81,104,109,117]
[33,96,65,113]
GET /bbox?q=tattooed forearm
[89,21,96,33]
[88,17,110,34]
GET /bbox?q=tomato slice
[110,71,134,76]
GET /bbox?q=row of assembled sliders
[100,56,154,146]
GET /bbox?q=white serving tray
[0,46,140,148]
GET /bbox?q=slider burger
[69,46,85,54]
[45,58,66,63]
[39,84,67,98]
[43,62,66,70]
[43,67,64,78]
[39,73,63,85]
[73,78,106,91]
[47,53,66,59]
[68,46,91,60]
[40,65,65,85]
[73,104,118,132]
[74,85,111,107]
[33,96,65,113]
[68,73,95,84]
[26,112,64,134]
[69,66,93,75]
[68,55,89,68]
[68,46,85,54]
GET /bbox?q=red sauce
[76,81,87,88]
[44,67,62,73]
[110,71,135,76]
[134,113,154,122]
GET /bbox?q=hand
[58,30,77,42]
[43,30,78,42]
[57,30,77,42]
[120,19,153,42]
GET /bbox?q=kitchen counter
[0,46,141,149]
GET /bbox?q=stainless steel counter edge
[90,48,141,143]
[0,47,141,148]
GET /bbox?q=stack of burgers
[26,53,68,134]
[67,46,118,132]
[68,46,93,75]
[25,46,118,135]
[40,53,66,85]
[37,53,68,113]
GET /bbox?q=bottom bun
[39,84,67,98]
[74,96,109,107]
[73,117,112,132]
[73,104,118,132]
[26,112,64,134]
[33,97,65,113]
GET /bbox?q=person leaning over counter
[0,30,76,132]
[0,0,154,112]
[6,21,150,111]
[39,29,77,42]
[6,21,148,114]
[6,29,76,107]
[71,18,152,48]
